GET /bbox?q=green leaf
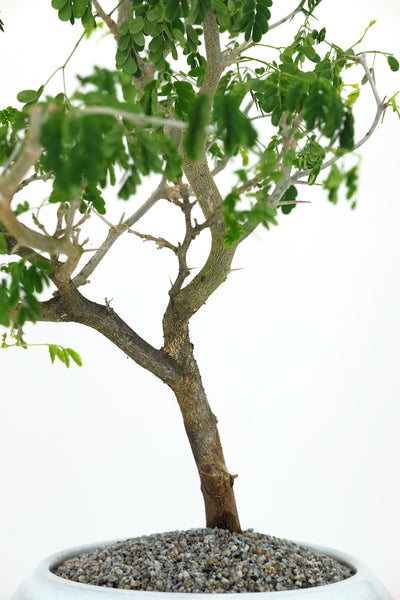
[166,0,180,21]
[0,232,7,254]
[72,0,87,19]
[295,139,325,172]
[129,17,144,35]
[345,166,358,200]
[81,6,96,29]
[387,56,400,72]
[174,81,196,117]
[132,30,145,48]
[66,347,83,367]
[147,5,164,21]
[339,110,354,150]
[119,22,129,36]
[48,344,81,368]
[183,93,210,160]
[222,191,243,246]
[0,285,10,327]
[59,347,70,367]
[240,0,271,43]
[212,0,230,28]
[280,185,298,215]
[323,163,343,204]
[48,344,57,364]
[17,89,40,104]
[214,93,257,155]
[58,3,73,21]
[301,45,320,63]
[345,84,360,107]
[82,186,106,214]
[140,80,158,115]
[122,55,139,75]
[118,169,141,200]
[51,0,68,8]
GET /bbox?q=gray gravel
[51,528,355,592]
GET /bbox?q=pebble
[51,528,355,593]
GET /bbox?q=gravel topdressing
[51,528,355,593]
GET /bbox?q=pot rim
[32,539,374,598]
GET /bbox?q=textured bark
[39,285,179,385]
[162,315,241,533]
[172,370,241,533]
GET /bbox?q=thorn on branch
[105,297,114,313]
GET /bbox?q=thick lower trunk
[170,371,241,533]
[163,319,241,533]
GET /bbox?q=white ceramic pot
[12,540,393,600]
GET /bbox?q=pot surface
[11,540,393,600]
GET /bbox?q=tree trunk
[169,356,241,533]
[163,307,241,533]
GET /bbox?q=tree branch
[269,0,306,31]
[164,166,237,328]
[38,286,180,384]
[92,0,119,40]
[0,108,82,276]
[130,230,177,252]
[168,187,200,298]
[172,10,237,326]
[1,226,54,272]
[81,105,188,131]
[73,177,168,287]
[15,172,52,193]
[200,12,223,96]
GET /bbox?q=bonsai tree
[1,0,398,538]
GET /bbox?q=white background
[1,1,399,599]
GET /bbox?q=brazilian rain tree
[0,0,399,533]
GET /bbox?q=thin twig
[169,189,197,298]
[276,200,311,205]
[130,230,177,252]
[81,105,189,131]
[73,176,167,287]
[15,173,52,193]
[269,0,306,31]
[124,176,168,228]
[358,53,382,106]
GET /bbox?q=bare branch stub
[168,184,203,299]
[130,230,178,253]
